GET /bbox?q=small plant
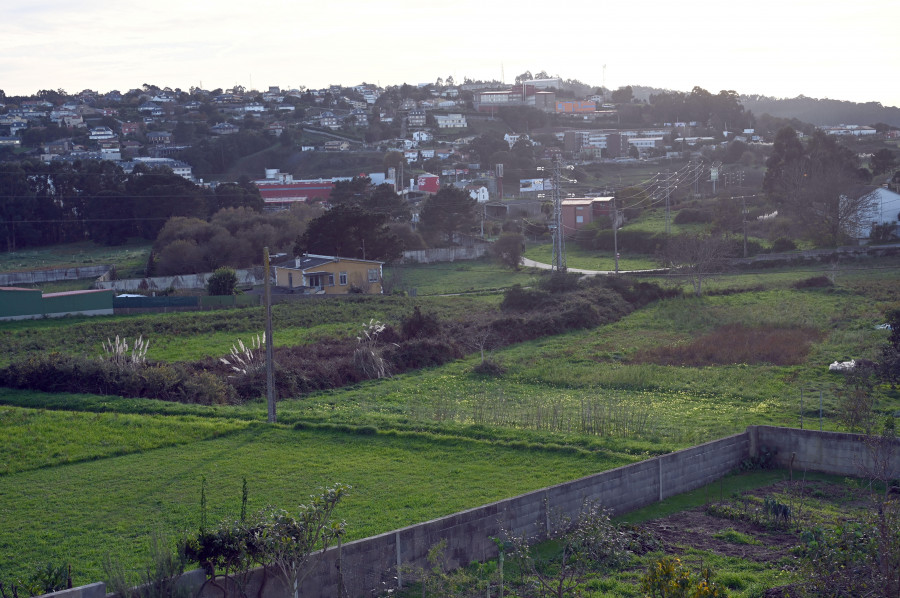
[763,496,792,526]
[640,557,727,597]
[0,562,71,598]
[353,319,391,379]
[219,333,265,376]
[102,335,150,369]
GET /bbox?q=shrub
[500,285,555,312]
[770,237,797,253]
[472,358,505,376]
[793,275,833,289]
[400,306,441,340]
[673,208,713,224]
[640,557,727,597]
[537,271,582,293]
[207,267,238,296]
[384,337,462,371]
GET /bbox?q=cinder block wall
[54,427,900,598]
[197,432,750,598]
[751,425,900,479]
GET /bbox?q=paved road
[521,257,668,275]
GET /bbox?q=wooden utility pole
[612,197,619,274]
[263,247,276,423]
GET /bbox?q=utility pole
[612,196,619,274]
[551,156,566,273]
[742,195,748,258]
[665,170,671,235]
[263,247,276,424]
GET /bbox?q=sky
[2,0,899,108]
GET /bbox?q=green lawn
[384,258,538,295]
[0,422,632,584]
[524,243,660,271]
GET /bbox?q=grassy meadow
[0,250,898,589]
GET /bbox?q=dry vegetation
[633,324,825,367]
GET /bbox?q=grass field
[384,258,538,295]
[524,243,660,271]
[0,241,152,278]
[0,254,898,589]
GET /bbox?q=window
[339,272,347,285]
[367,268,379,283]
[576,215,584,224]
[328,274,334,286]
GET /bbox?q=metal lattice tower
[551,156,566,273]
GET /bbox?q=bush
[0,354,237,405]
[537,271,582,293]
[384,337,462,371]
[770,237,797,253]
[640,557,727,597]
[500,285,556,312]
[400,306,441,340]
[207,267,238,296]
[793,275,833,289]
[673,208,713,224]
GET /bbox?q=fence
[111,294,260,314]
[43,426,899,598]
[0,265,113,286]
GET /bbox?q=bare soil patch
[643,507,797,561]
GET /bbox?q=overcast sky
[3,0,898,108]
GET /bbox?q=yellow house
[273,254,384,295]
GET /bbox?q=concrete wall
[201,432,751,597]
[95,267,265,292]
[401,245,489,264]
[751,426,900,479]
[49,426,900,598]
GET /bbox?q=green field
[524,243,660,271]
[0,254,898,589]
[0,241,152,278]
[384,258,539,295]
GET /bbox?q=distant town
[2,77,897,208]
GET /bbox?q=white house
[854,187,900,240]
[434,114,467,129]
[466,185,490,203]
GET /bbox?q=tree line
[0,160,263,251]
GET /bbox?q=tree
[363,183,410,221]
[294,204,403,262]
[328,176,370,206]
[764,128,875,245]
[207,267,238,295]
[491,233,525,270]
[611,86,633,104]
[418,186,477,245]
[664,233,732,296]
[880,308,900,388]
[871,148,897,176]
